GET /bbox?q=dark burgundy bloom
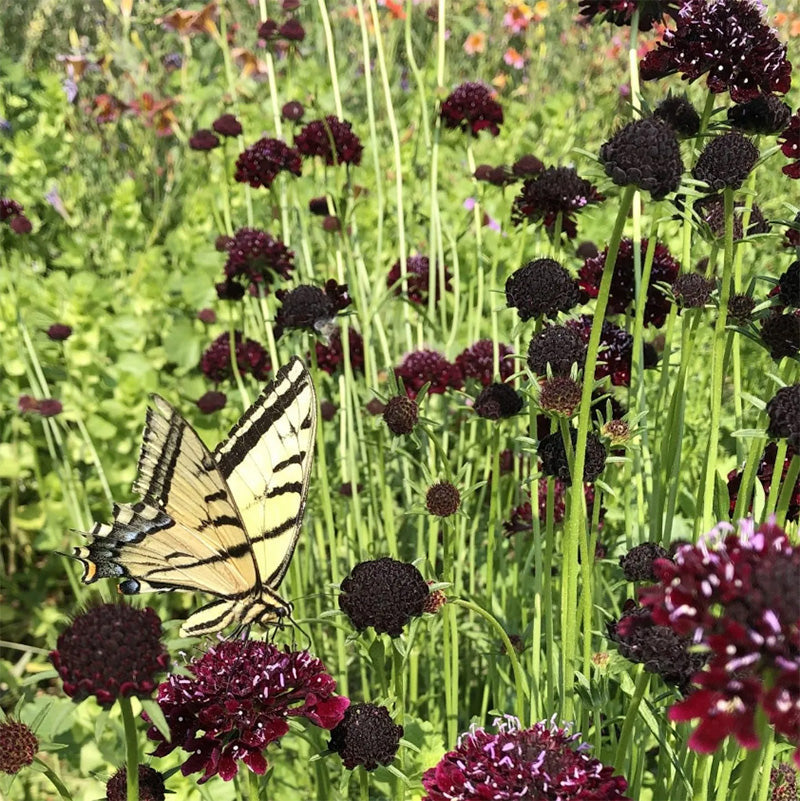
[653,93,701,137]
[578,0,684,30]
[189,129,220,151]
[760,312,800,360]
[693,132,759,191]
[578,237,680,327]
[727,94,792,135]
[218,227,294,298]
[778,261,800,307]
[728,443,800,522]
[474,383,524,420]
[693,194,770,240]
[234,137,302,188]
[504,480,599,534]
[638,519,800,763]
[316,326,365,375]
[456,339,515,386]
[383,395,418,435]
[527,325,586,377]
[295,116,363,166]
[565,315,638,387]
[766,384,800,447]
[197,308,216,324]
[146,640,349,783]
[196,390,227,414]
[538,429,607,484]
[339,557,429,637]
[9,215,32,234]
[279,18,305,41]
[274,280,351,339]
[619,542,670,582]
[538,376,582,417]
[600,117,683,199]
[212,113,243,137]
[0,198,24,221]
[440,81,503,137]
[395,350,463,399]
[475,164,515,186]
[512,154,544,177]
[106,765,166,801]
[50,604,168,706]
[387,255,452,304]
[422,717,631,801]
[426,481,461,517]
[282,100,305,122]
[640,0,792,103]
[329,703,403,771]
[19,396,63,416]
[728,293,756,325]
[0,721,38,775]
[672,272,715,308]
[46,323,72,341]
[511,166,604,239]
[258,19,279,39]
[200,331,271,383]
[506,258,579,320]
[779,111,800,179]
[309,196,332,216]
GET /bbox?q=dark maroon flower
[693,195,770,240]
[578,237,680,327]
[779,111,800,179]
[511,166,604,239]
[640,0,792,103]
[512,154,544,177]
[46,323,72,341]
[234,137,302,188]
[638,519,800,763]
[20,397,64,417]
[329,703,403,771]
[426,481,461,517]
[778,261,800,307]
[693,132,759,191]
[189,129,220,151]
[105,765,166,801]
[767,384,800,447]
[456,339,515,386]
[0,198,24,220]
[565,315,636,387]
[578,0,685,30]
[395,350,463,399]
[316,327,365,375]
[200,331,271,383]
[440,82,503,137]
[274,280,351,339]
[506,258,579,320]
[474,383,523,420]
[475,164,515,186]
[538,375,582,417]
[422,717,631,801]
[9,215,31,234]
[218,227,294,299]
[212,113,243,137]
[258,19,279,39]
[728,293,756,325]
[760,311,800,360]
[339,558,429,637]
[672,272,715,308]
[196,390,227,414]
[387,255,452,304]
[279,18,305,41]
[527,325,587,377]
[309,196,332,216]
[197,308,216,324]
[383,395,418,435]
[50,604,168,706]
[17,395,39,414]
[282,100,305,122]
[653,93,701,137]
[0,721,38,775]
[146,640,349,783]
[727,94,792,135]
[504,480,599,534]
[619,542,670,582]
[295,116,363,166]
[728,443,800,522]
[538,429,607,484]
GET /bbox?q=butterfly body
[73,357,316,637]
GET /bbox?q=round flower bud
[728,293,756,325]
[653,94,700,138]
[46,323,72,341]
[382,395,418,435]
[505,258,579,320]
[189,129,220,151]
[527,325,586,377]
[672,273,715,308]
[538,376,582,417]
[619,542,670,582]
[329,703,403,771]
[473,383,523,420]
[281,100,305,122]
[693,132,759,191]
[426,481,461,517]
[196,390,227,414]
[727,94,792,135]
[212,113,243,138]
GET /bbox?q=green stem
[613,668,649,775]
[33,757,72,800]
[117,695,139,801]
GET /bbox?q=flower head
[212,113,243,137]
[105,765,166,801]
[565,315,638,386]
[234,137,302,188]
[653,93,701,137]
[329,703,403,771]
[279,18,305,41]
[474,383,524,420]
[527,325,587,377]
[778,261,800,307]
[672,272,715,308]
[200,332,271,383]
[274,280,351,339]
[422,717,631,801]
[505,481,600,535]
[538,376,582,417]
[456,339,515,386]
[382,395,419,435]
[146,641,348,783]
[387,255,452,304]
[538,429,607,485]
[619,542,669,582]
[196,390,227,414]
[766,384,800,447]
[316,326,365,375]
[217,227,294,298]
[578,0,685,30]
[189,129,220,151]
[727,94,792,134]
[778,111,800,179]
[426,481,461,517]
[640,0,792,103]
[693,132,759,191]
[506,258,579,321]
[728,293,757,325]
[46,323,72,341]
[440,82,503,137]
[727,443,800,522]
[339,557,429,637]
[50,604,168,706]
[0,721,38,775]
[282,100,305,122]
[295,116,363,165]
[760,312,800,360]
[693,195,770,240]
[395,350,463,399]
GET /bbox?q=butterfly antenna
[288,613,313,651]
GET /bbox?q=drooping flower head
[640,0,792,103]
[234,137,302,188]
[146,641,349,783]
[578,0,685,30]
[217,227,294,299]
[395,350,463,399]
[421,716,631,801]
[440,82,503,137]
[200,331,271,383]
[329,703,403,771]
[295,116,363,166]
[779,111,800,179]
[387,255,452,304]
[456,339,515,386]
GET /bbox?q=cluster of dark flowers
[0,197,32,234]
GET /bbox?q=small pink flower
[503,47,525,70]
[463,31,486,55]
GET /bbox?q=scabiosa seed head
[339,557,429,637]
[602,418,631,446]
[440,81,503,137]
[0,721,38,775]
[578,0,684,30]
[234,137,302,188]
[387,255,452,304]
[527,325,586,377]
[295,116,363,165]
[539,376,582,417]
[329,703,403,771]
[316,327,365,375]
[693,132,759,191]
[46,323,72,341]
[760,312,800,360]
[728,293,757,325]
[189,129,220,151]
[395,350,463,399]
[200,332,271,384]
[196,390,227,414]
[505,258,579,320]
[422,716,631,801]
[50,604,168,706]
[779,111,800,179]
[538,429,607,485]
[727,94,792,135]
[382,395,419,435]
[456,339,515,386]
[282,100,305,122]
[212,113,243,137]
[672,272,715,308]
[474,383,524,420]
[274,280,351,339]
[766,385,800,448]
[653,93,701,137]
[219,227,294,298]
[620,542,670,582]
[511,166,604,239]
[779,261,800,307]
[105,765,166,801]
[146,641,348,783]
[770,763,798,801]
[693,194,770,240]
[426,481,461,517]
[600,117,684,199]
[424,585,447,614]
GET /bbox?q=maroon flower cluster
[504,480,599,535]
[565,315,640,387]
[639,519,800,764]
[234,137,302,188]
[727,443,800,522]
[387,255,452,304]
[200,332,271,383]
[147,640,349,783]
[0,197,32,234]
[779,111,800,179]
[316,327,365,375]
[456,339,515,386]
[578,0,685,30]
[440,82,503,137]
[217,227,294,299]
[295,116,363,166]
[395,350,463,399]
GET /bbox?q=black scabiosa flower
[693,194,770,240]
[766,385,800,448]
[46,323,72,341]
[279,18,305,41]
[619,542,670,582]
[693,132,760,191]
[456,339,515,386]
[0,198,24,221]
[316,327,365,375]
[196,390,227,414]
[728,293,756,324]
[578,237,680,327]
[728,443,800,522]
[426,481,461,517]
[527,325,586,377]
[474,383,524,420]
[200,332,271,383]
[600,117,684,200]
[653,93,701,137]
[440,82,503,137]
[538,429,607,484]
[760,312,800,360]
[50,604,168,706]
[512,154,544,177]
[382,395,418,435]
[274,280,351,340]
[146,641,348,783]
[504,481,601,535]
[779,111,800,179]
[505,258,579,320]
[578,0,684,30]
[234,137,302,188]
[329,703,403,771]
[295,116,363,166]
[387,255,452,304]
[105,765,166,801]
[339,558,429,637]
[217,227,294,299]
[282,100,305,122]
[778,261,800,307]
[539,376,583,417]
[422,717,631,801]
[511,166,604,239]
[189,129,220,151]
[640,0,792,103]
[0,721,38,775]
[395,350,463,399]
[212,113,243,138]
[565,315,637,387]
[727,94,792,135]
[672,272,715,308]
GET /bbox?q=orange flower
[156,1,218,37]
[503,47,524,70]
[464,31,486,55]
[381,0,406,19]
[230,48,269,79]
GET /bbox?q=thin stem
[117,695,139,801]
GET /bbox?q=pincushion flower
[295,116,363,166]
[200,332,271,383]
[234,137,302,188]
[638,518,800,764]
[329,703,403,771]
[146,641,349,783]
[395,349,463,399]
[727,443,800,522]
[779,111,800,179]
[455,339,515,386]
[0,721,39,775]
[387,255,452,304]
[316,327,365,375]
[217,227,294,298]
[578,0,685,30]
[440,82,503,137]
[274,280,351,339]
